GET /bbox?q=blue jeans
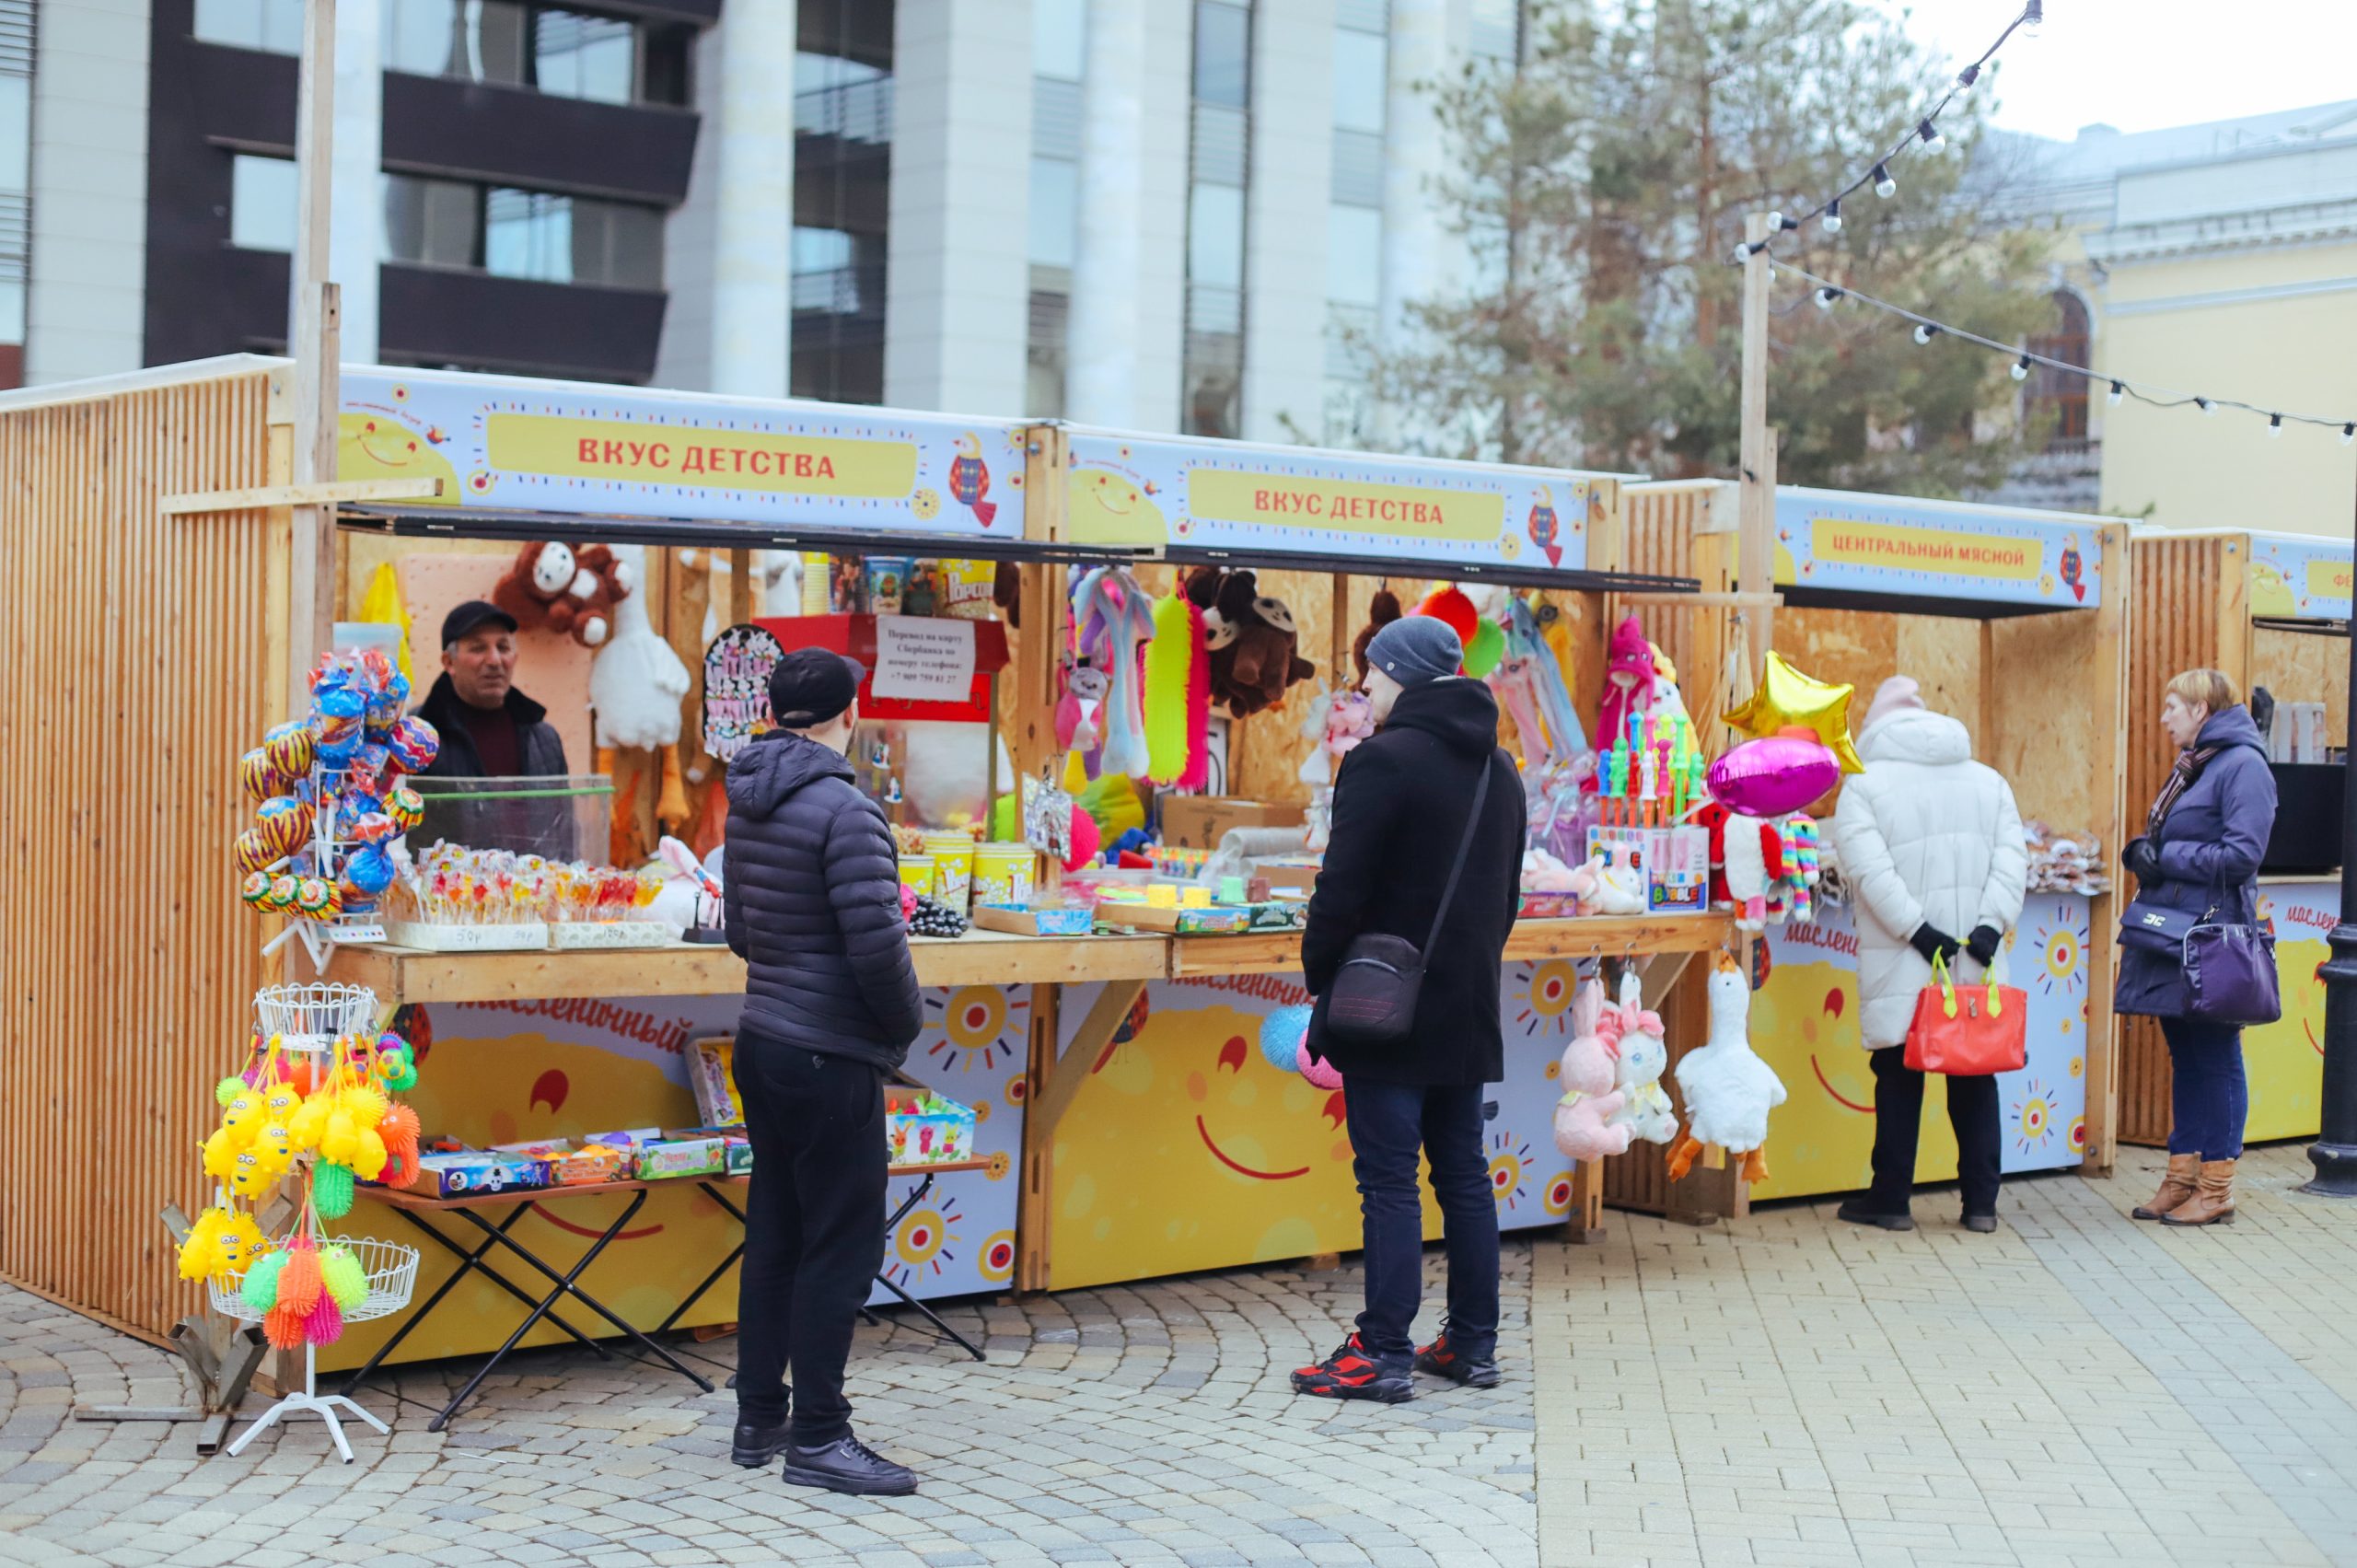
[2161,1016,2248,1160]
[1341,1077,1499,1367]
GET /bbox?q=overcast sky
[1875,0,2357,141]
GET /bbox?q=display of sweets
[908,893,969,938]
[393,842,663,926]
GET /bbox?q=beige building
[1990,102,2357,537]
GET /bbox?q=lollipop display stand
[215,1237,419,1462]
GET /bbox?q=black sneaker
[1835,1199,1915,1232]
[1961,1213,1998,1234]
[779,1432,919,1496]
[1289,1333,1414,1403]
[731,1421,792,1469]
[1414,1330,1501,1388]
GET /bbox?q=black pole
[2305,490,2357,1197]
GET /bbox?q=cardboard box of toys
[886,1086,976,1166]
[410,1151,552,1198]
[686,1036,744,1128]
[1585,824,1711,913]
[1161,796,1306,850]
[970,901,1096,936]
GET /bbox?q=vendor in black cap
[411,599,575,854]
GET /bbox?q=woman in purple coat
[2115,669,2278,1227]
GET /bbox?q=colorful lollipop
[389,715,440,773]
[262,720,316,779]
[387,785,424,832]
[254,796,314,858]
[264,874,300,912]
[240,871,274,911]
[343,843,397,897]
[293,877,342,918]
[347,811,399,846]
[239,749,288,803]
[234,830,279,875]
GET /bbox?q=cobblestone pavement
[0,1246,1537,1568]
[4,1147,2354,1568]
[1534,1144,2357,1568]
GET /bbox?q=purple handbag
[2184,919,2282,1027]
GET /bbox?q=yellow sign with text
[485,413,918,498]
[1811,518,2042,580]
[1188,470,1506,541]
[2308,558,2354,601]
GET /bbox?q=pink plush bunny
[1551,978,1631,1161]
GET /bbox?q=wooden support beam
[727,547,751,627]
[163,477,445,516]
[1611,590,1783,610]
[2082,521,2133,1179]
[1736,211,1775,673]
[1030,979,1147,1143]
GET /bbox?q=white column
[652,26,724,391]
[1378,0,1447,359]
[1131,0,1191,433]
[1241,0,1334,443]
[708,1,795,398]
[24,0,148,383]
[884,0,1032,412]
[329,0,382,364]
[1066,0,1144,426]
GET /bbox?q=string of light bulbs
[1776,259,2357,445]
[1733,0,2043,261]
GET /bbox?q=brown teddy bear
[1189,567,1315,718]
[1352,587,1402,681]
[493,540,629,648]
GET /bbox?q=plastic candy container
[389,715,440,773]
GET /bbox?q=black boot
[731,1421,792,1469]
[780,1432,919,1496]
[1835,1198,1914,1231]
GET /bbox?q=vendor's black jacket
[1304,679,1526,1086]
[723,729,923,1070]
[412,674,574,857]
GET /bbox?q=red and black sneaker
[1414,1330,1501,1388]
[1290,1334,1414,1402]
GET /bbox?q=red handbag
[1904,953,2027,1075]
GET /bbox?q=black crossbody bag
[1323,760,1494,1049]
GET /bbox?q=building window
[229,154,299,252]
[1331,28,1385,136]
[1183,0,1251,440]
[793,0,892,406]
[482,188,661,288]
[1326,6,1385,445]
[1032,0,1083,83]
[383,173,482,268]
[2027,290,2093,450]
[380,1,690,107]
[0,0,28,387]
[194,0,304,54]
[1467,0,1522,62]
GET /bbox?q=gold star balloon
[1724,652,1864,773]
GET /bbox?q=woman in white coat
[1829,677,2029,1233]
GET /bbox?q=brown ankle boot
[2160,1159,2236,1226]
[2132,1154,2200,1221]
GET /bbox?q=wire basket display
[252,982,381,1047]
[209,1237,419,1326]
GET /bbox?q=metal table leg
[657,1181,748,1336]
[866,1173,984,1361]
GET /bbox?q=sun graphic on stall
[922,986,1029,1074]
[885,1192,965,1287]
[2030,916,2090,998]
[1540,1170,1577,1217]
[1510,960,1583,1040]
[978,1229,1017,1284]
[2010,1080,2058,1156]
[2068,1116,2087,1156]
[1487,1132,1534,1213]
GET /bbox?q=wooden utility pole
[1736,211,1775,668]
[286,0,342,714]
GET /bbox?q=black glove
[1967,924,2001,967]
[1910,923,1961,964]
[2123,838,2162,883]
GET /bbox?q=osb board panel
[394,554,596,773]
[2253,625,2348,738]
[1228,571,1434,807]
[1988,612,2104,831]
[0,368,279,1340]
[1601,954,1712,1215]
[1894,617,1986,754]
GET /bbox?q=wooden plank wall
[2117,533,2249,1145]
[0,367,282,1342]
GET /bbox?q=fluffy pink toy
[1297,1039,1343,1089]
[1064,803,1102,871]
[1551,980,1631,1161]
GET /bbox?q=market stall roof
[331,366,1131,564]
[1633,482,2117,620]
[2245,528,2351,634]
[1054,424,1696,593]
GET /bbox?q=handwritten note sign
[871,615,978,703]
[702,623,785,761]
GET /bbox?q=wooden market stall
[2118,528,2351,1146]
[1617,482,2132,1215]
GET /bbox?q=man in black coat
[412,600,575,856]
[1293,615,1526,1403]
[722,647,923,1495]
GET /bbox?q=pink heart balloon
[1708,733,1840,818]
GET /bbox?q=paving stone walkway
[2,1146,2353,1567]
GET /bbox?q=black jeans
[1865,1047,2001,1218]
[1342,1076,1499,1367]
[732,1030,887,1445]
[2160,1015,2247,1159]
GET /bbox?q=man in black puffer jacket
[1293,615,1526,1405]
[722,647,923,1496]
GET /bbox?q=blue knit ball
[1259,1004,1315,1072]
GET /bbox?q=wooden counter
[324,929,1171,1006]
[1165,912,1736,977]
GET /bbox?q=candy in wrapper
[387,785,424,832]
[311,686,367,762]
[336,874,377,915]
[347,811,399,846]
[262,720,316,778]
[344,842,397,896]
[344,739,397,796]
[239,749,288,803]
[389,715,440,772]
[293,877,341,917]
[234,829,279,874]
[239,871,274,911]
[254,796,314,857]
[264,874,300,911]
